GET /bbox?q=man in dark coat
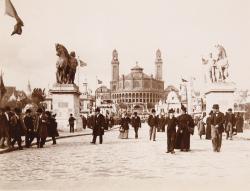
[47,112,59,145]
[0,106,12,148]
[37,108,48,148]
[81,115,87,129]
[224,108,236,140]
[24,109,35,148]
[10,108,24,150]
[131,112,141,139]
[68,114,76,133]
[175,104,194,152]
[158,113,166,132]
[166,109,177,154]
[34,108,43,147]
[91,107,105,144]
[211,104,225,152]
[148,109,158,141]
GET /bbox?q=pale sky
[0,0,250,92]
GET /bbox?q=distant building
[110,49,164,112]
[155,85,182,115]
[1,86,27,107]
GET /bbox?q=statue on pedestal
[55,43,78,84]
[202,44,229,83]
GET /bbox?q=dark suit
[148,115,158,141]
[92,113,105,144]
[24,115,35,147]
[158,116,166,132]
[131,116,141,139]
[0,112,11,148]
[166,117,177,152]
[224,113,236,139]
[211,112,224,152]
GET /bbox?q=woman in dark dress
[205,111,213,140]
[175,104,195,152]
[119,113,130,139]
[47,112,59,145]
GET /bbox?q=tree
[31,88,46,106]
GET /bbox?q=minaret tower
[110,49,119,91]
[111,49,119,81]
[155,49,163,80]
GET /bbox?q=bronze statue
[55,44,78,84]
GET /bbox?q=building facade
[110,49,164,111]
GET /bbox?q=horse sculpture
[202,44,229,83]
[55,43,77,84]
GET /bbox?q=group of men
[0,106,58,150]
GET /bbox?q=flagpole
[77,56,80,88]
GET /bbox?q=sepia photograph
[0,0,250,190]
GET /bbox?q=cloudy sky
[0,0,250,92]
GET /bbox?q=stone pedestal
[205,82,236,114]
[49,84,82,132]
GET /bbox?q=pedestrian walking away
[224,108,236,140]
[69,114,76,133]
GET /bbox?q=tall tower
[111,49,119,81]
[155,49,163,80]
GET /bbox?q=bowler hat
[228,108,233,112]
[168,108,175,113]
[151,109,156,113]
[95,107,100,112]
[212,104,219,109]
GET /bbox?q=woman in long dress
[119,113,130,139]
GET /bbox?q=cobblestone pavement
[1,124,250,191]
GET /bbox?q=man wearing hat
[0,106,12,149]
[34,108,44,147]
[224,108,236,140]
[24,109,35,148]
[91,107,105,144]
[148,109,159,141]
[68,114,76,133]
[166,109,177,154]
[10,108,24,150]
[131,112,141,139]
[211,104,225,152]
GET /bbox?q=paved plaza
[1,124,250,191]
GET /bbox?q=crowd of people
[85,103,245,154]
[0,103,245,154]
[0,106,59,150]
